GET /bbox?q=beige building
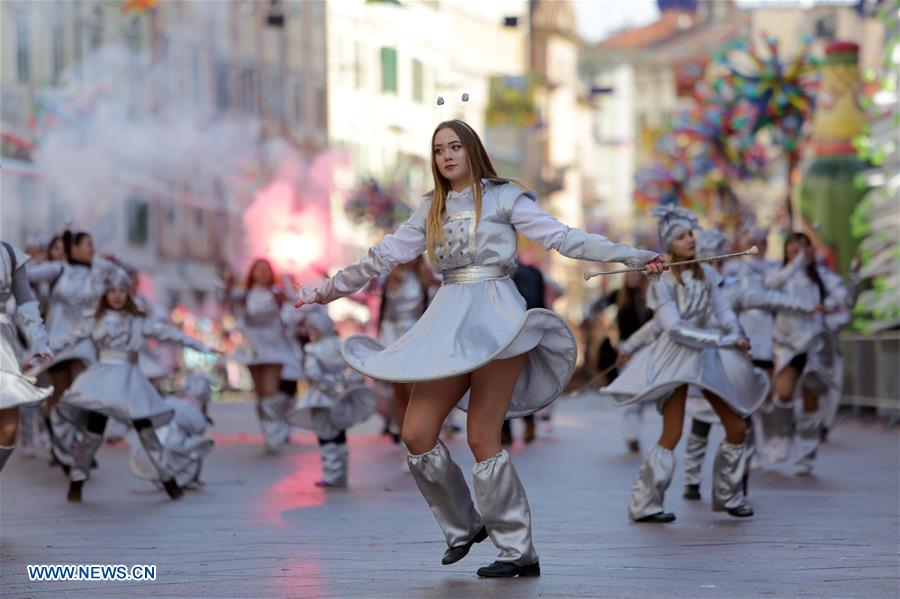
[0,0,327,309]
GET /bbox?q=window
[87,5,104,50]
[15,11,30,83]
[124,16,141,53]
[380,47,397,93]
[50,12,65,83]
[292,72,304,124]
[240,65,258,115]
[314,75,326,128]
[127,196,149,246]
[194,208,204,227]
[215,60,230,110]
[412,59,424,103]
[503,16,518,27]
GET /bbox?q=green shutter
[381,47,397,93]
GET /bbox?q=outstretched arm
[509,194,658,268]
[299,200,429,305]
[142,320,213,353]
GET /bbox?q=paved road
[2,393,898,598]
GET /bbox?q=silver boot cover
[472,449,538,566]
[408,440,483,548]
[712,441,749,512]
[71,430,105,482]
[258,393,291,451]
[320,442,348,486]
[629,445,675,521]
[794,413,821,471]
[0,445,13,472]
[136,426,174,481]
[683,432,707,486]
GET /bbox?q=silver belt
[99,350,139,365]
[442,265,509,285]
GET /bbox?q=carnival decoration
[714,35,820,223]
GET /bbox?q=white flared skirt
[600,333,769,418]
[341,278,577,418]
[0,321,52,410]
[58,362,174,427]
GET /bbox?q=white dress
[301,178,656,418]
[600,265,768,418]
[53,311,211,426]
[0,243,53,409]
[229,286,303,376]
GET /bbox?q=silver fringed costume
[301,178,655,567]
[53,310,212,428]
[0,242,53,471]
[288,307,376,487]
[130,374,215,488]
[600,208,761,520]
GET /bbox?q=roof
[599,10,695,50]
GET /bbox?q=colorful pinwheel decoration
[715,35,821,222]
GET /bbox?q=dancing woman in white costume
[0,241,53,471]
[601,206,766,522]
[765,232,849,475]
[298,119,663,577]
[226,259,302,454]
[52,267,214,502]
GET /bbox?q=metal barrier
[841,330,900,424]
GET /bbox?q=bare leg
[393,382,412,433]
[402,375,469,454]
[467,355,526,462]
[468,355,539,573]
[658,385,688,450]
[0,407,19,471]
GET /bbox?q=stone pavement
[1,392,898,598]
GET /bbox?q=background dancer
[765,232,849,475]
[51,267,214,502]
[288,306,376,487]
[225,259,302,454]
[602,207,765,522]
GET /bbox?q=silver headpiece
[105,265,133,290]
[695,229,731,260]
[651,205,701,251]
[179,373,214,406]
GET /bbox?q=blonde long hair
[426,120,501,263]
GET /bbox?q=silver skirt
[0,319,52,410]
[341,268,577,418]
[58,356,174,427]
[231,322,303,373]
[601,333,769,418]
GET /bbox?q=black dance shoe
[476,560,541,578]
[162,478,184,500]
[442,526,488,565]
[726,505,754,518]
[635,512,676,523]
[683,484,701,500]
[67,480,83,503]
